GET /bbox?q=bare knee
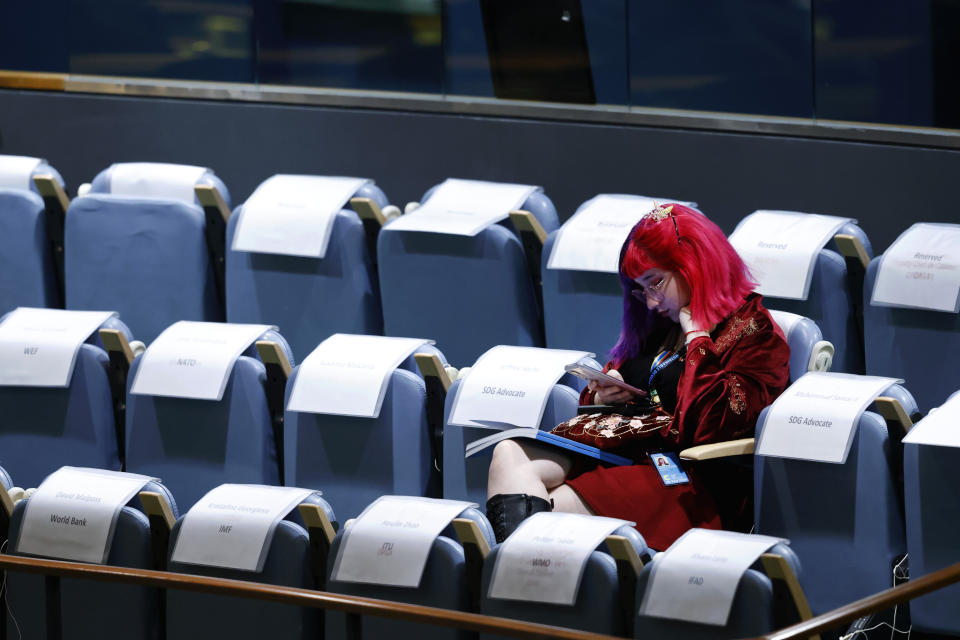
[489,439,529,481]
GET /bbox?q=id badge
[648,452,689,486]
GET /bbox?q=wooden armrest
[194,184,230,224]
[139,491,176,532]
[453,518,490,560]
[508,210,547,246]
[33,174,70,214]
[415,353,453,393]
[761,552,818,639]
[350,197,386,227]
[256,340,292,381]
[833,233,870,270]
[299,503,337,545]
[99,328,135,367]
[605,534,645,576]
[873,396,913,434]
[679,438,755,461]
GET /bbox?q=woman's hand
[588,369,635,404]
[678,306,697,334]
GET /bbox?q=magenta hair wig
[609,204,756,362]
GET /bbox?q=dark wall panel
[0,89,957,252]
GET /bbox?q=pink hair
[610,204,756,361]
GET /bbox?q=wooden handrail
[758,560,960,640]
[0,554,621,640]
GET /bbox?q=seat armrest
[678,438,755,461]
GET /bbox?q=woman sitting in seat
[486,203,790,548]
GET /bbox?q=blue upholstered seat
[864,257,960,413]
[125,327,293,510]
[480,525,649,638]
[754,384,917,615]
[166,492,336,640]
[0,158,65,312]
[226,181,389,360]
[0,314,133,488]
[378,186,559,366]
[284,346,447,520]
[66,164,230,343]
[768,310,832,382]
[326,505,495,640]
[6,477,178,640]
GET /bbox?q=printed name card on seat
[66,162,231,343]
[6,466,178,640]
[0,155,68,311]
[125,321,292,509]
[226,174,391,359]
[0,308,131,486]
[480,512,649,638]
[378,178,558,365]
[754,372,918,614]
[283,334,442,518]
[729,210,873,374]
[442,345,594,504]
[864,222,960,412]
[326,495,492,640]
[165,483,337,640]
[542,194,696,358]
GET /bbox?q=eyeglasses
[630,272,671,303]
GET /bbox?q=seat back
[864,257,960,413]
[226,182,388,360]
[768,310,831,382]
[480,525,648,638]
[378,188,558,366]
[66,164,230,343]
[325,505,492,640]
[285,346,445,519]
[754,386,915,614]
[125,328,292,510]
[166,493,334,640]
[6,478,176,640]
[0,158,65,312]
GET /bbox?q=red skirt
[566,459,722,551]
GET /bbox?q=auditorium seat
[864,253,960,413]
[325,504,494,640]
[6,475,178,640]
[768,310,834,381]
[0,312,134,488]
[903,390,960,636]
[66,162,231,343]
[166,491,336,640]
[284,345,449,519]
[125,326,294,510]
[479,525,650,638]
[0,155,66,312]
[378,183,559,366]
[754,384,917,615]
[225,178,390,360]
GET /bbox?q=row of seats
[0,469,809,640]
[2,159,956,412]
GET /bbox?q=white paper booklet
[755,372,900,464]
[903,392,960,448]
[0,308,116,387]
[447,346,592,430]
[330,496,474,588]
[871,223,960,313]
[729,211,853,300]
[640,529,783,626]
[0,155,42,190]
[287,334,432,418]
[232,175,372,259]
[384,178,539,236]
[547,194,695,273]
[16,467,154,564]
[130,321,273,401]
[488,512,631,605]
[170,484,317,572]
[109,162,209,204]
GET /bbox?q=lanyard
[648,349,680,388]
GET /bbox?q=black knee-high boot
[485,493,552,543]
